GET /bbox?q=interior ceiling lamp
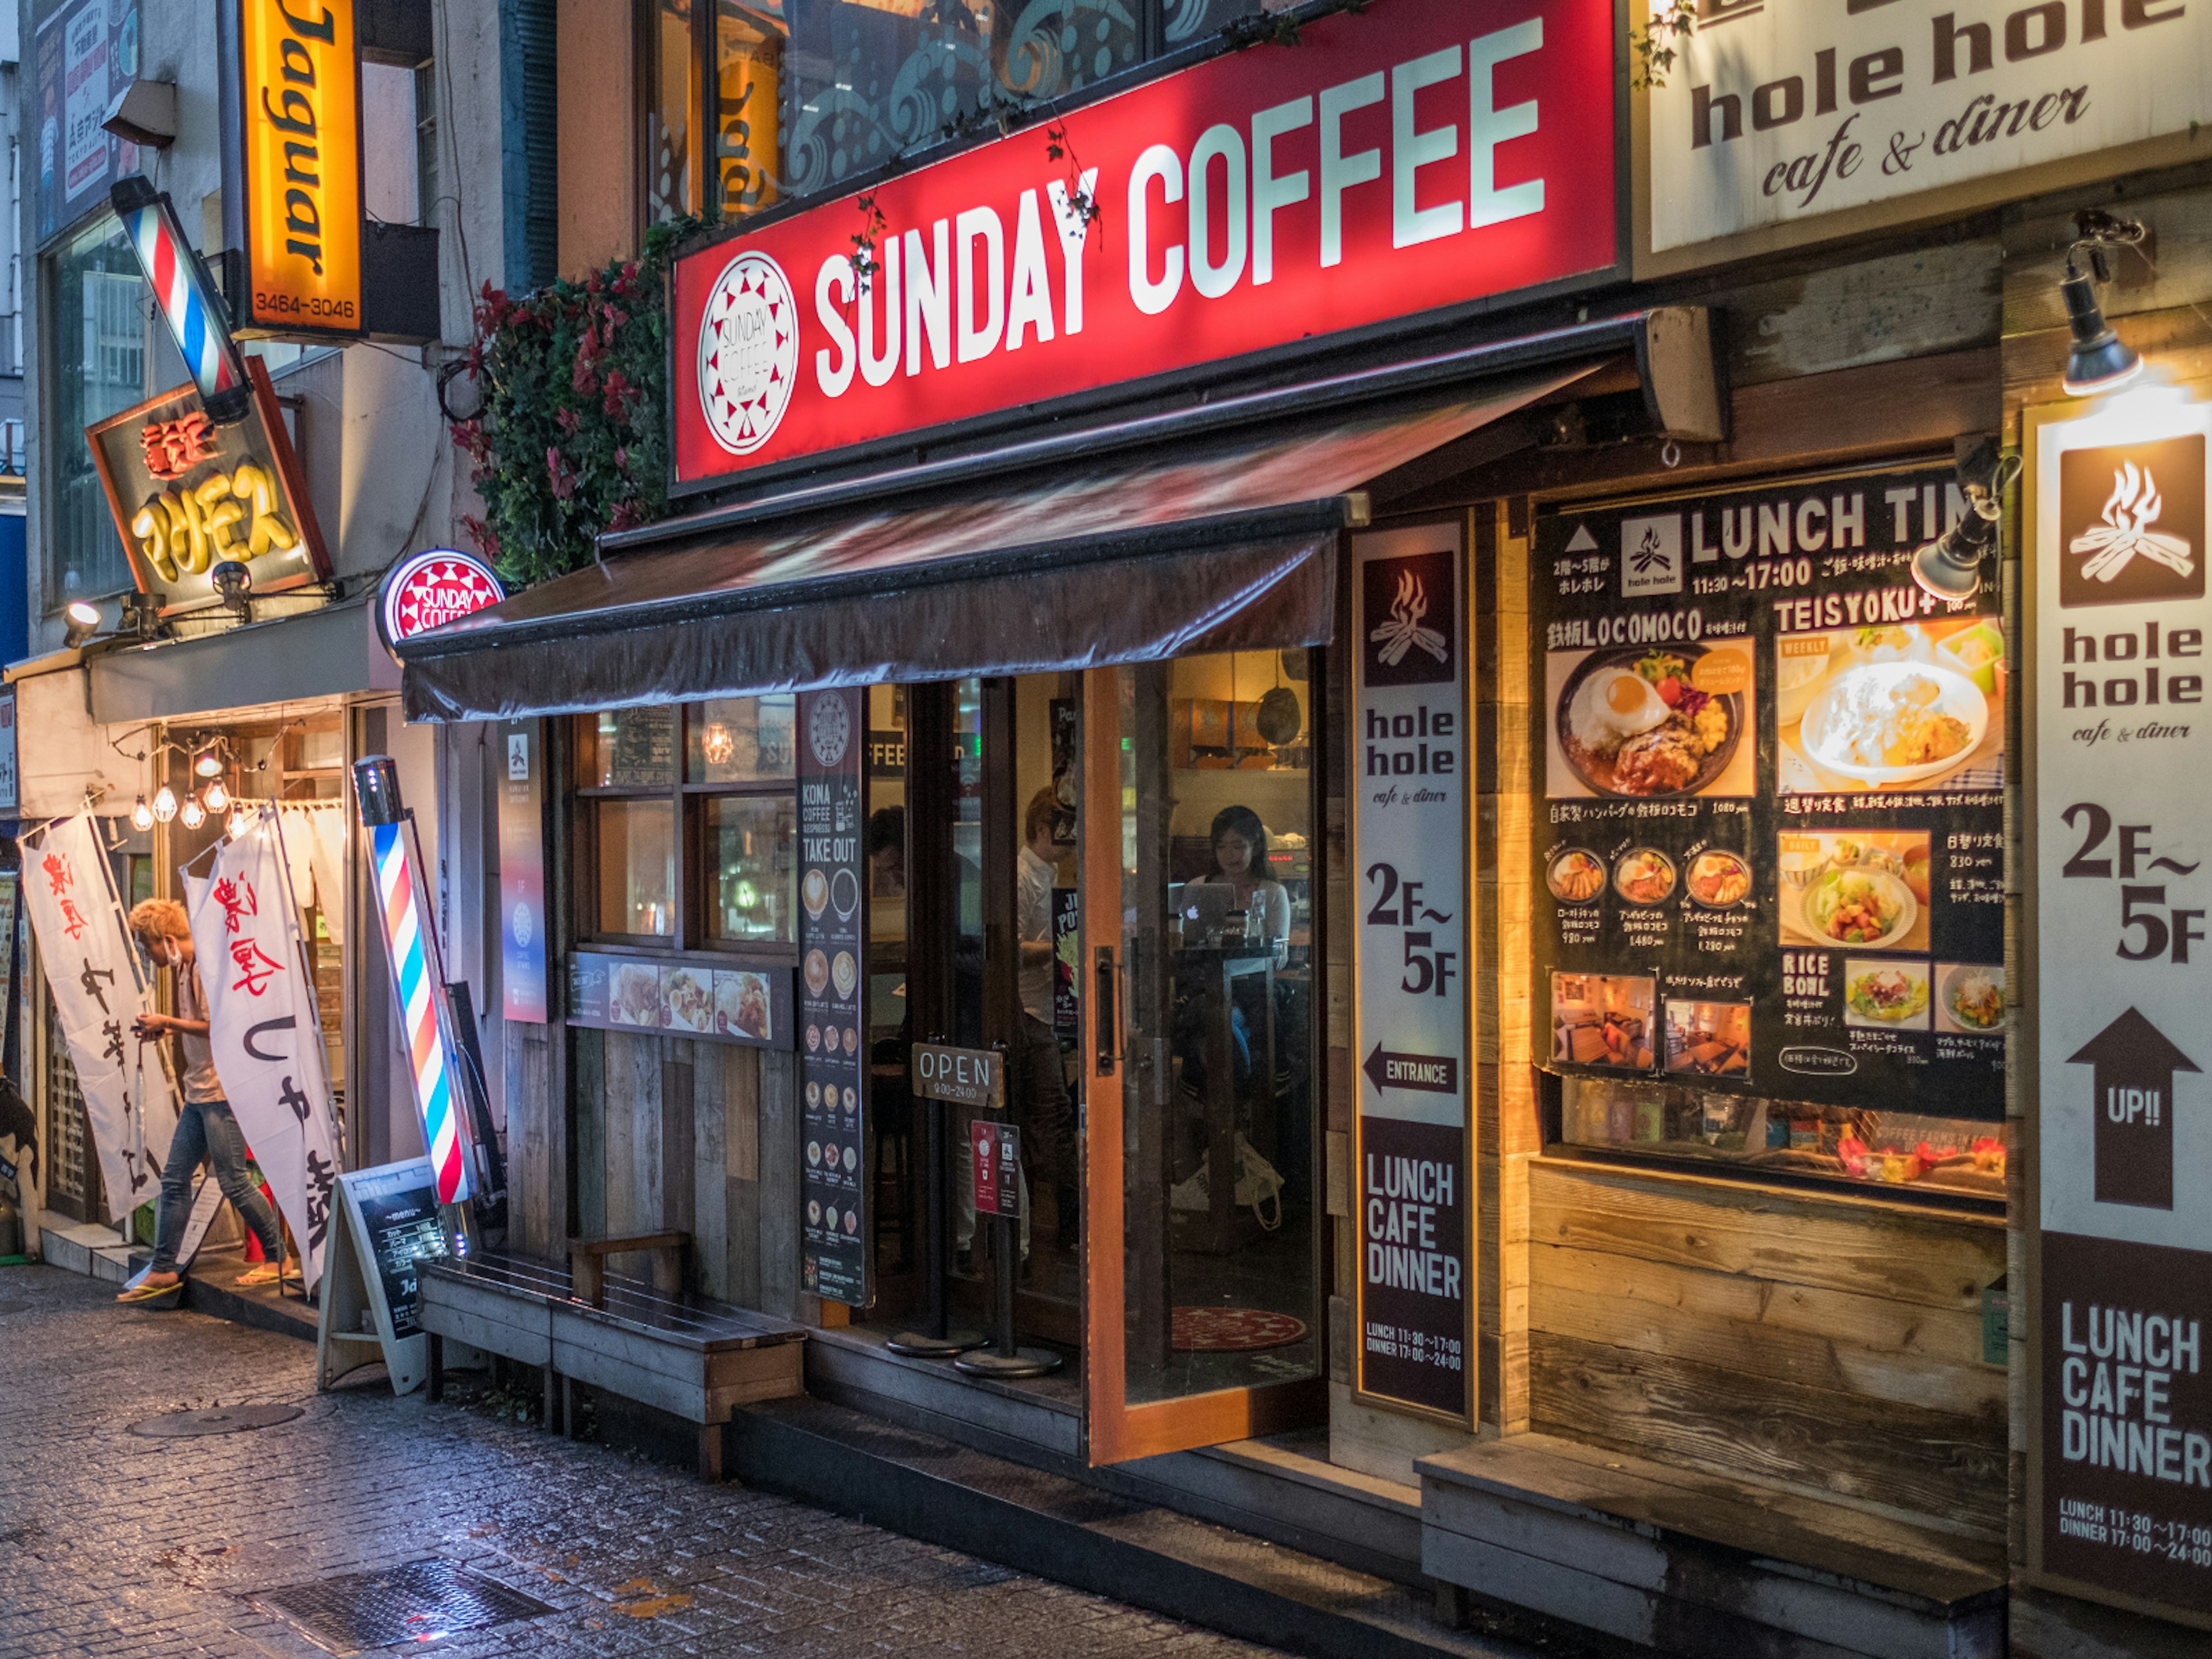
[131,796,155,832]
[211,560,253,623]
[2062,209,2146,398]
[1911,436,2023,603]
[202,777,230,814]
[109,175,253,425]
[63,600,101,648]
[151,783,179,823]
[179,793,206,831]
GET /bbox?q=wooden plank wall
[1475,502,1540,1436]
[1526,1159,2009,1538]
[563,1027,800,1319]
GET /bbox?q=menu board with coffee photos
[797,688,868,1306]
[1533,464,2006,1121]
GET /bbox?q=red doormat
[1171,1306,1309,1351]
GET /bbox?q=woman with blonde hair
[115,899,295,1304]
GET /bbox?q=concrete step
[729,1394,1585,1659]
[40,1214,316,1343]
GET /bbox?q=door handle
[1094,945,1116,1076]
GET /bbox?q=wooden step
[1418,1433,2006,1659]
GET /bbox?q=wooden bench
[1419,1433,2006,1659]
[418,1241,805,1480]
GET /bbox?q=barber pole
[368,814,469,1206]
[111,176,251,422]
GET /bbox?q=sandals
[236,1262,296,1287]
[116,1278,183,1305]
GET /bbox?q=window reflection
[706,794,797,941]
[597,800,677,937]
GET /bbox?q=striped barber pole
[111,177,248,415]
[370,820,470,1205]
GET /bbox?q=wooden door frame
[1079,666,1325,1467]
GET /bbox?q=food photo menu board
[798,688,868,1308]
[1533,465,2006,1120]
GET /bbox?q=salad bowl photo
[1800,865,1918,951]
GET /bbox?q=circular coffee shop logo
[699,251,800,456]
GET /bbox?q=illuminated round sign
[698,251,799,456]
[378,548,506,657]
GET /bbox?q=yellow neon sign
[240,0,362,334]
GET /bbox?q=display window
[574,697,798,953]
[638,0,1260,230]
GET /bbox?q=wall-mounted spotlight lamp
[2062,210,2146,398]
[1911,436,2022,603]
[63,601,102,648]
[211,560,253,623]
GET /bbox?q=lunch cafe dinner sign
[1643,0,2210,265]
[2031,387,2212,1630]
[672,0,1615,489]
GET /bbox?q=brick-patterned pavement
[0,1264,1279,1658]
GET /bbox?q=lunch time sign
[671,0,1615,490]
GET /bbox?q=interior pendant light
[226,804,249,840]
[131,796,154,832]
[151,783,179,823]
[179,794,206,830]
[193,746,222,778]
[202,777,229,813]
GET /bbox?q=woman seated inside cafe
[1175,806,1291,1105]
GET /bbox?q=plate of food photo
[1799,661,1987,787]
[1613,848,1677,906]
[1685,850,1751,910]
[1547,849,1605,904]
[1800,863,1918,950]
[1942,964,2006,1033]
[1556,645,1744,798]
[1844,961,1930,1028]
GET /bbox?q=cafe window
[46,214,145,607]
[1556,1075,2010,1205]
[641,0,1263,228]
[577,698,799,951]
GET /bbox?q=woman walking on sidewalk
[115,900,295,1304]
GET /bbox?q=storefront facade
[7,0,533,1265]
[400,0,2212,1652]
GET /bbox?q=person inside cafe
[1015,787,1077,1256]
[1175,805,1290,1106]
[114,900,296,1304]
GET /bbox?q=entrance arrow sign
[2068,1006,2200,1210]
[1362,1044,1460,1096]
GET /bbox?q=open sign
[912,1043,1001,1109]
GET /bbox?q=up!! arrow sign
[1362,1044,1459,1097]
[2069,1006,2202,1211]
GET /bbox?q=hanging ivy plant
[450,215,707,590]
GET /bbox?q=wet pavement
[0,1263,1281,1658]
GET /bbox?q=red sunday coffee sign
[672,0,1616,488]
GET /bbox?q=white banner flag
[21,815,178,1222]
[188,809,343,1288]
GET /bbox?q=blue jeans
[151,1099,285,1274]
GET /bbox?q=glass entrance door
[1081,653,1325,1464]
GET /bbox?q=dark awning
[398,361,1602,722]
